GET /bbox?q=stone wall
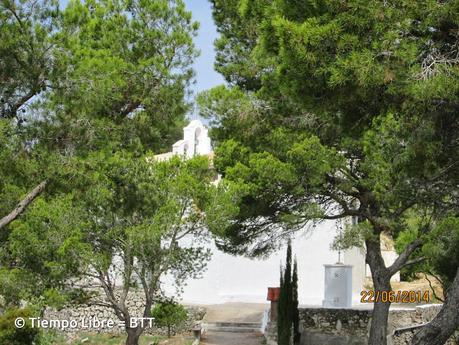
[298,307,370,345]
[392,324,458,345]
[264,304,458,345]
[44,288,206,336]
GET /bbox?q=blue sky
[184,0,224,93]
[183,0,225,118]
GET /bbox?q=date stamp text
[360,290,430,303]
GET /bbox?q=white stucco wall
[343,246,367,303]
[162,221,359,306]
[178,120,212,158]
[154,120,387,306]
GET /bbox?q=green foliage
[151,299,188,338]
[206,2,457,342]
[1,0,199,230]
[2,151,222,343]
[0,194,91,307]
[14,0,198,155]
[0,0,60,120]
[0,1,201,326]
[0,121,47,226]
[394,213,459,290]
[35,330,64,345]
[1,4,206,345]
[0,307,40,345]
[197,86,268,147]
[331,221,374,252]
[423,217,459,289]
[38,0,198,154]
[205,0,458,261]
[69,153,217,291]
[209,0,263,90]
[394,215,426,282]
[396,216,459,292]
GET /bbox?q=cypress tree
[292,258,300,345]
[278,241,294,345]
[277,265,286,345]
[285,242,292,345]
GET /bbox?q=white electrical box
[323,264,353,308]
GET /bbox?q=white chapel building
[156,120,399,306]
[154,120,212,161]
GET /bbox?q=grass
[48,332,167,345]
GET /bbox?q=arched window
[194,127,201,155]
[183,143,189,157]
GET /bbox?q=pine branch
[387,238,423,276]
[0,180,47,230]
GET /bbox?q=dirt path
[201,332,263,345]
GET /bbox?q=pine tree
[206,1,459,343]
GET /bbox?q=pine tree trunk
[366,239,392,345]
[411,268,459,345]
[368,296,391,345]
[125,327,141,345]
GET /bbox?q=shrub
[151,300,188,338]
[0,307,40,345]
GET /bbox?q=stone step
[204,322,261,333]
[206,326,261,333]
[208,322,261,328]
